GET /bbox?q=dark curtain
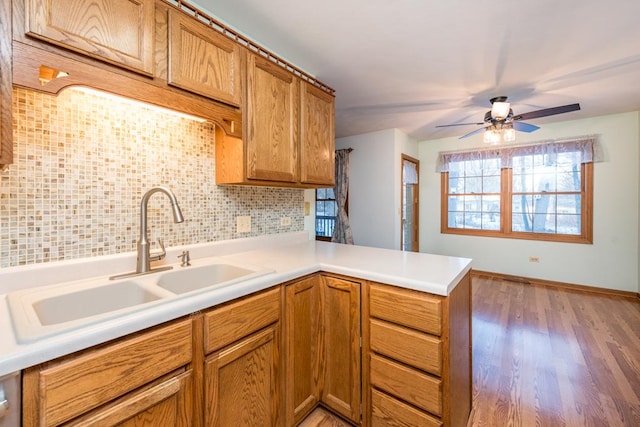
[331,149,354,244]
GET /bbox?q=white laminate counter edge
[0,233,471,376]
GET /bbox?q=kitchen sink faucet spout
[137,186,184,274]
[110,186,184,280]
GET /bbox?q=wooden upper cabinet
[301,82,335,185]
[167,9,243,106]
[245,53,300,183]
[24,0,155,75]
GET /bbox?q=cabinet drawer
[24,318,192,426]
[371,389,442,427]
[369,282,442,336]
[370,354,442,417]
[370,318,442,376]
[204,287,280,353]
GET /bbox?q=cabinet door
[246,54,299,183]
[322,275,361,423]
[285,276,322,425]
[204,326,281,426]
[66,370,193,427]
[25,0,155,75]
[300,82,335,185]
[167,9,242,106]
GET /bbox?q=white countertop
[0,232,471,377]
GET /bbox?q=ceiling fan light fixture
[491,101,511,120]
[483,127,501,144]
[502,123,516,142]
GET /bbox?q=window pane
[557,171,580,192]
[537,173,557,192]
[512,172,534,193]
[449,176,462,194]
[535,194,556,215]
[482,213,500,230]
[532,213,553,233]
[483,176,500,193]
[512,195,532,214]
[558,214,581,235]
[482,195,500,213]
[464,212,482,229]
[326,188,335,199]
[557,194,580,214]
[483,158,501,175]
[465,177,482,193]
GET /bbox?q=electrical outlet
[529,256,540,263]
[237,216,251,233]
[280,216,292,226]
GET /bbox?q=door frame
[401,154,419,252]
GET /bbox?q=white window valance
[437,135,601,172]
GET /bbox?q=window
[316,188,337,240]
[439,137,597,243]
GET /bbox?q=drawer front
[204,287,280,353]
[28,318,192,426]
[369,282,442,336]
[370,354,442,417]
[370,318,442,376]
[371,389,442,427]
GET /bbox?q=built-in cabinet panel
[0,0,12,167]
[167,9,243,106]
[322,275,361,424]
[24,0,155,75]
[202,287,281,426]
[245,53,300,183]
[205,326,280,426]
[284,275,322,425]
[300,82,335,185]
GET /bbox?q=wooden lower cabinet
[284,273,361,425]
[322,275,362,423]
[204,325,280,426]
[22,318,193,426]
[20,272,471,427]
[202,287,282,426]
[365,272,472,427]
[284,275,322,425]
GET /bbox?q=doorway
[401,155,419,252]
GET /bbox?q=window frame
[315,188,338,241]
[441,161,593,244]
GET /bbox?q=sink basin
[32,280,163,326]
[7,279,171,343]
[156,263,272,295]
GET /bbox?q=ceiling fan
[436,96,581,139]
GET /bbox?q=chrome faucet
[111,186,184,280]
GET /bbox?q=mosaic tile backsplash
[0,87,304,268]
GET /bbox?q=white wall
[335,129,418,249]
[419,111,640,293]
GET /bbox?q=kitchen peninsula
[0,232,472,426]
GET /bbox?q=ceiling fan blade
[436,122,485,128]
[459,127,488,139]
[512,121,540,133]
[512,103,581,121]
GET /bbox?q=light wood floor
[469,276,640,426]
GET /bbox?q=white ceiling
[195,0,640,141]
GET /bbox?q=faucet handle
[178,250,191,267]
[150,238,166,262]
